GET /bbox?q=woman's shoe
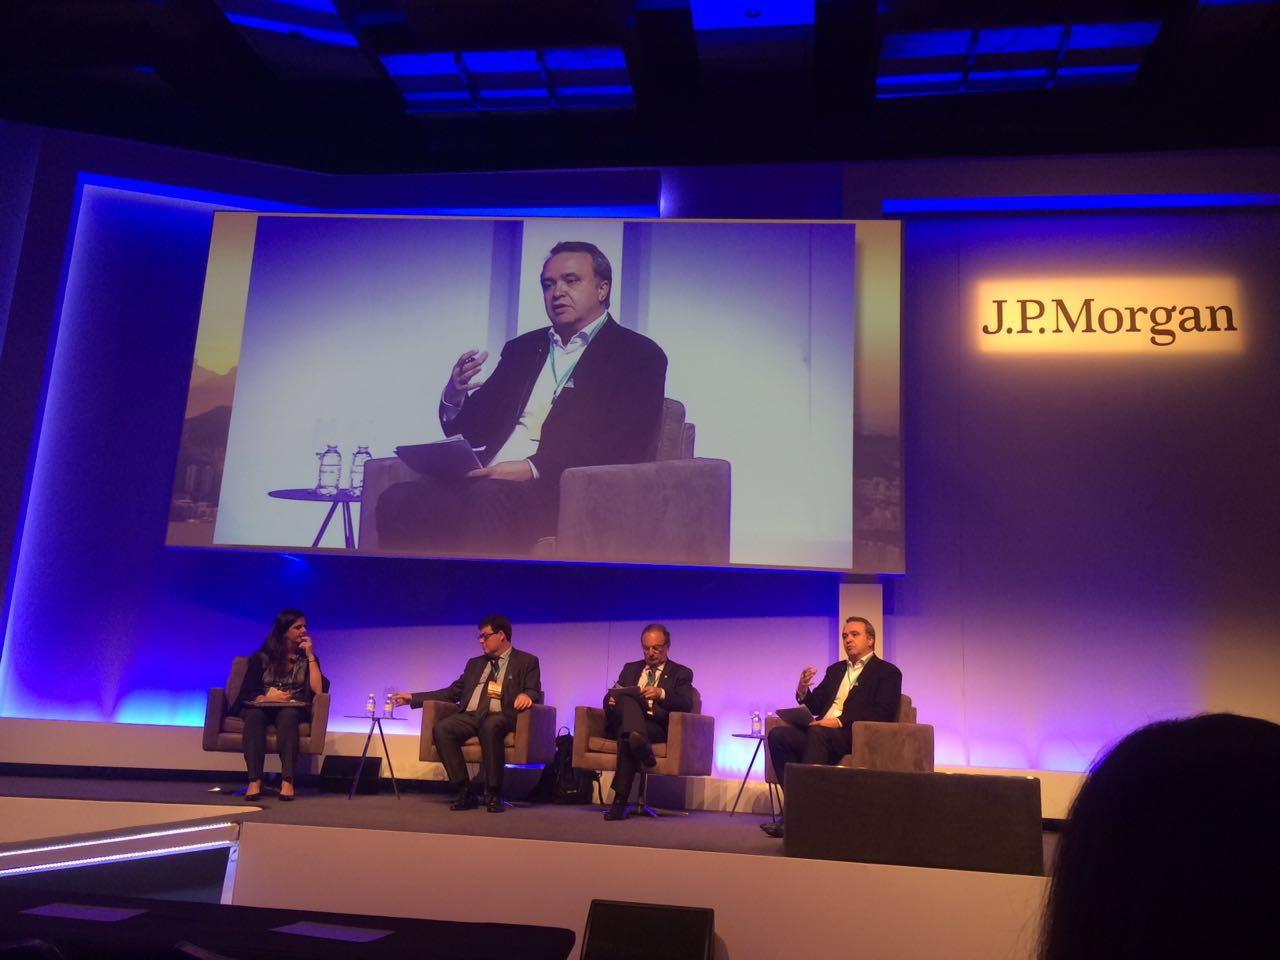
[243,791,262,802]
[279,793,295,802]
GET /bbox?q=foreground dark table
[0,887,575,960]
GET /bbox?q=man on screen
[761,616,902,838]
[601,623,695,821]
[392,615,541,813]
[376,241,667,555]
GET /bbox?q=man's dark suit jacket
[802,654,902,729]
[606,659,695,730]
[440,316,667,486]
[409,647,543,723]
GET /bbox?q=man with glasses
[393,615,542,813]
[601,623,695,821]
[761,616,902,838]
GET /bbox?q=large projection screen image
[168,214,902,572]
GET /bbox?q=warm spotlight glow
[972,276,1244,354]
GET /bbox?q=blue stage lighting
[224,13,357,47]
[691,0,814,30]
[269,0,337,12]
[968,68,1051,87]
[881,193,1280,214]
[880,30,972,59]
[1055,64,1141,83]
[1069,21,1161,49]
[543,47,628,71]
[975,25,1064,54]
[554,85,634,98]
[380,53,460,77]
[460,50,541,74]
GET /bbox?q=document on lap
[775,706,814,727]
[394,437,483,480]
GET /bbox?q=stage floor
[0,773,1058,867]
[0,774,1058,959]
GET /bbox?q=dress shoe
[761,821,785,839]
[603,801,629,822]
[450,790,478,811]
[243,791,262,802]
[628,731,657,769]
[485,794,505,813]
[278,792,295,802]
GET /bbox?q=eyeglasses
[478,631,498,642]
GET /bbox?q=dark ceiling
[1,0,1278,175]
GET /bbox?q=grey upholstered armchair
[418,701,558,768]
[357,398,731,564]
[763,694,935,785]
[202,656,331,760]
[572,688,716,816]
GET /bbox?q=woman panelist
[232,608,325,801]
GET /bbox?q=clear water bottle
[316,444,341,495]
[349,445,372,495]
[750,710,762,737]
[365,692,376,717]
[383,692,394,717]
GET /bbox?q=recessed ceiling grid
[379,47,633,114]
[876,21,1164,98]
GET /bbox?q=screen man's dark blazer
[440,316,667,486]
[802,654,902,729]
[409,647,542,723]
[606,659,695,730]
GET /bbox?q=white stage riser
[232,821,1048,960]
[0,717,1082,817]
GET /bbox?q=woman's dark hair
[259,608,305,670]
[1040,712,1280,959]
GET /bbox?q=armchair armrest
[573,706,608,768]
[357,457,420,549]
[516,704,558,765]
[556,458,731,564]
[665,711,716,777]
[300,691,331,755]
[763,714,786,784]
[848,721,935,773]
[203,688,227,752]
[418,700,461,761]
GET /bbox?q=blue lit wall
[893,208,1280,769]
[0,148,837,783]
[2,126,1278,780]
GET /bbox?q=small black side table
[343,714,403,799]
[729,732,780,820]
[268,488,361,549]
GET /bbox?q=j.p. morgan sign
[973,277,1243,354]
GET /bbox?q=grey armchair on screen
[357,399,731,564]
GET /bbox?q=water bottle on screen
[383,692,393,717]
[365,692,376,717]
[316,444,341,495]
[750,710,762,737]
[349,445,372,495]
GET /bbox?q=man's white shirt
[820,653,872,721]
[441,313,610,476]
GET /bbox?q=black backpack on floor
[535,726,598,804]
